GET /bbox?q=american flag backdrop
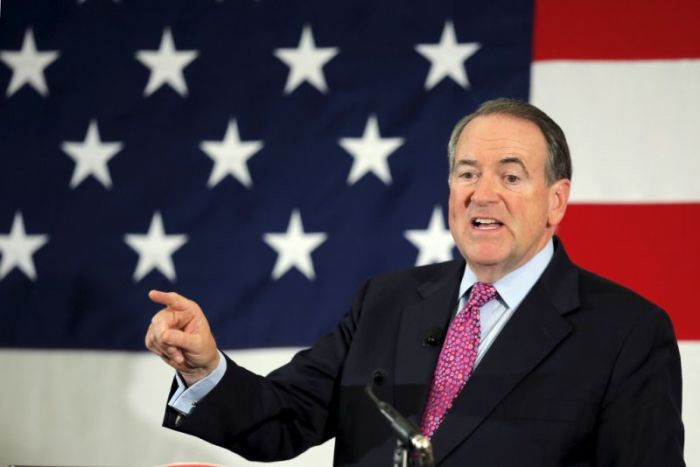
[0,0,698,465]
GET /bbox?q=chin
[463,247,508,268]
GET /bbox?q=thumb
[162,328,198,352]
[159,306,199,331]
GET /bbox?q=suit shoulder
[350,260,463,305]
[368,259,464,287]
[576,266,665,319]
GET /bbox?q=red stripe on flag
[558,203,700,340]
[533,0,700,60]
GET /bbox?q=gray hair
[447,98,572,185]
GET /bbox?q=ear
[547,178,571,227]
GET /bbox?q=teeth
[475,218,497,224]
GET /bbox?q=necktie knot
[466,282,497,309]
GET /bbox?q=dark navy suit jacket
[164,239,685,466]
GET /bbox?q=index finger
[148,290,191,311]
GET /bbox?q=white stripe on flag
[0,349,333,467]
[1,346,697,466]
[531,60,700,202]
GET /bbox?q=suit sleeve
[161,279,371,462]
[595,307,685,466]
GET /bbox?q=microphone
[422,326,444,347]
[366,369,419,444]
[371,368,386,386]
[365,369,434,467]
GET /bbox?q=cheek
[447,204,461,233]
[448,186,469,207]
[518,200,550,234]
[448,190,468,223]
[447,190,458,217]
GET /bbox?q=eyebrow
[500,156,529,176]
[453,156,530,176]
[454,159,478,169]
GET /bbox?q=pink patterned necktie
[420,282,497,438]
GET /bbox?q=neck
[468,237,555,284]
[471,266,507,284]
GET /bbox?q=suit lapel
[430,239,580,465]
[392,260,464,424]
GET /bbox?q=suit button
[174,414,184,427]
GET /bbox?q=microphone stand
[365,376,434,467]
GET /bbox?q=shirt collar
[458,239,554,309]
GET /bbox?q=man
[146,98,685,466]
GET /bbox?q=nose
[470,174,500,205]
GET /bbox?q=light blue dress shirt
[169,350,227,415]
[169,239,555,415]
[459,239,554,368]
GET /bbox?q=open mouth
[471,217,503,230]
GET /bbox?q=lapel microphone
[423,326,444,347]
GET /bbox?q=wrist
[180,351,220,386]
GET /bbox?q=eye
[457,170,478,182]
[504,174,520,184]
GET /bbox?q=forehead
[456,114,547,163]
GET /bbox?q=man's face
[448,114,570,282]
